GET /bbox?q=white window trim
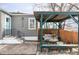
[28,17,36,30]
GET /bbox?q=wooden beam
[35,12,79,15]
[78,15,79,54]
[69,15,78,24]
[43,14,54,25]
[43,15,58,25]
[40,14,43,47]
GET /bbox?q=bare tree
[49,3,79,12]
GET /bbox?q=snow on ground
[22,36,38,40]
[0,37,23,44]
[0,36,38,44]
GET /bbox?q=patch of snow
[22,36,38,40]
[0,37,23,44]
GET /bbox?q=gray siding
[11,15,37,37]
[0,12,2,39]
[0,11,12,39]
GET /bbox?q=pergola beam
[69,15,78,24]
[35,12,79,15]
[43,14,54,25]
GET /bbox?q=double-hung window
[28,18,36,30]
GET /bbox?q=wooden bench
[41,44,78,53]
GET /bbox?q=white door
[5,18,11,35]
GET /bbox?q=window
[6,18,10,22]
[22,17,24,27]
[28,18,36,30]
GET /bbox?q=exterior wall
[0,11,11,39]
[0,12,2,39]
[11,15,38,37]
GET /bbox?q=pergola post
[46,23,48,28]
[58,22,62,41]
[78,15,79,54]
[40,14,43,48]
[43,14,53,25]
[58,22,62,28]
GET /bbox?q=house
[0,9,38,41]
[0,9,12,39]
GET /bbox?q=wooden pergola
[34,11,79,53]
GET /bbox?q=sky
[0,3,35,14]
